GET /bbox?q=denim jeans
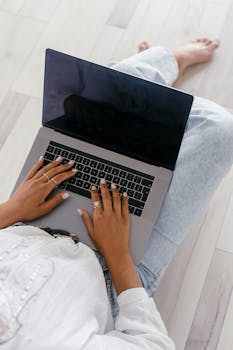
[13,47,233,319]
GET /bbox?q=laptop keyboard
[43,141,155,217]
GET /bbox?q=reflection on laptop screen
[43,49,193,170]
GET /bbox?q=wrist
[0,200,21,229]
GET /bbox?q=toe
[209,39,220,49]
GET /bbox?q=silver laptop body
[12,49,193,264]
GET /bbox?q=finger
[39,191,70,216]
[111,183,121,215]
[91,185,103,215]
[25,155,44,181]
[77,208,95,240]
[44,160,76,180]
[121,192,129,220]
[99,178,112,212]
[34,156,63,179]
[45,169,78,189]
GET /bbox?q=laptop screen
[43,49,193,170]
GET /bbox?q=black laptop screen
[43,49,193,170]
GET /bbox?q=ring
[43,172,50,182]
[49,178,58,188]
[92,201,101,209]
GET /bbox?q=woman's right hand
[78,179,130,262]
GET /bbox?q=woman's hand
[78,179,130,262]
[4,155,77,224]
[78,179,142,296]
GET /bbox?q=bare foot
[138,41,150,53]
[174,38,220,77]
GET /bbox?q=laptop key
[120,179,127,187]
[135,184,143,192]
[128,190,134,197]
[98,171,105,178]
[66,184,91,198]
[83,174,90,182]
[134,192,142,200]
[97,163,105,170]
[112,168,119,176]
[54,148,61,155]
[84,182,91,190]
[75,155,83,163]
[134,208,142,216]
[69,177,76,185]
[83,158,90,165]
[104,165,111,173]
[142,179,153,187]
[106,174,113,182]
[47,145,54,153]
[77,164,84,171]
[128,198,144,209]
[134,176,141,184]
[84,166,91,173]
[90,160,97,168]
[69,153,76,160]
[142,192,150,202]
[113,176,120,184]
[45,153,54,161]
[126,173,134,181]
[142,186,150,194]
[119,171,126,178]
[61,150,69,158]
[76,180,84,187]
[76,172,82,178]
[128,182,135,190]
[90,176,97,184]
[91,169,98,176]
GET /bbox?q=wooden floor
[0,0,233,349]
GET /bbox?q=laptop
[12,48,193,264]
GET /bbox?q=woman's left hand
[6,155,77,223]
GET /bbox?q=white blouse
[0,225,175,349]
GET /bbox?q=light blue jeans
[13,47,233,319]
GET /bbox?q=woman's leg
[111,42,233,296]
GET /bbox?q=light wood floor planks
[1,1,233,349]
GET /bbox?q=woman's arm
[0,156,77,230]
[79,180,142,295]
[0,200,21,229]
[79,181,175,349]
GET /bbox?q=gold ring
[49,178,58,188]
[92,201,101,209]
[43,172,50,182]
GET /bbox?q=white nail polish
[72,169,78,172]
[123,192,128,197]
[92,186,97,191]
[77,208,83,216]
[111,183,116,189]
[62,193,70,200]
[56,156,63,162]
[68,160,75,165]
[100,178,106,184]
[39,155,44,161]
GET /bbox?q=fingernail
[62,193,70,200]
[123,192,128,197]
[92,186,97,191]
[56,156,63,162]
[68,160,75,165]
[72,169,78,172]
[39,155,44,161]
[77,208,83,216]
[111,183,116,189]
[100,178,106,184]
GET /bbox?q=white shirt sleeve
[85,287,175,350]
